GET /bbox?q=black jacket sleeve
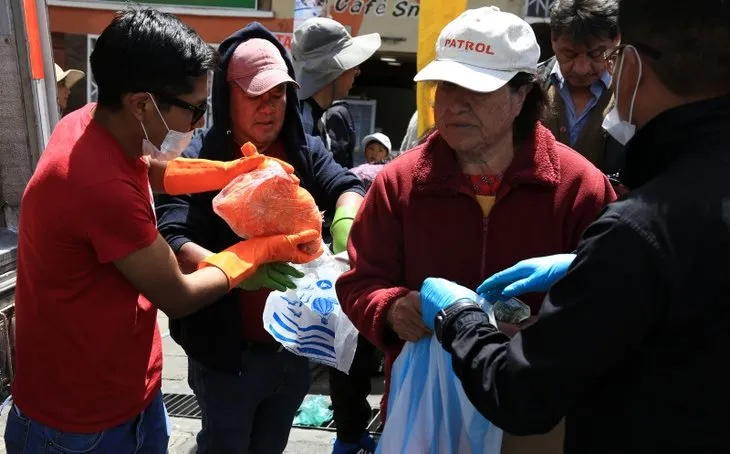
[441,209,668,435]
[156,191,215,253]
[155,132,216,253]
[324,109,355,169]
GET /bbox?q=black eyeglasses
[154,93,207,126]
[604,42,662,74]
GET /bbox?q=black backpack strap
[537,56,557,92]
[323,101,356,168]
[326,101,356,136]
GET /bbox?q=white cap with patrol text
[414,7,540,93]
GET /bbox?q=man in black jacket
[418,1,730,452]
[155,24,364,454]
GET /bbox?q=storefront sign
[330,0,419,35]
[291,0,421,52]
[99,0,257,7]
[332,0,419,17]
[294,0,326,31]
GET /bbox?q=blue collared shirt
[550,64,612,146]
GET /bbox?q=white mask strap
[145,92,171,132]
[617,45,643,125]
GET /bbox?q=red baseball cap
[226,38,299,96]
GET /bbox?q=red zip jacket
[336,124,616,417]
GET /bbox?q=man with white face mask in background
[418,0,730,451]
[539,0,623,175]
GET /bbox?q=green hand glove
[330,205,358,254]
[237,263,304,292]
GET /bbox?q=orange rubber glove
[198,230,324,289]
[162,142,298,195]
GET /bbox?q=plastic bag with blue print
[377,297,503,454]
[262,247,359,373]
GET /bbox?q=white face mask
[602,45,643,145]
[141,93,194,161]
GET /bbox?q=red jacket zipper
[480,216,489,278]
[478,183,509,279]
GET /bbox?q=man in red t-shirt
[5,9,319,454]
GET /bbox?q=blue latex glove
[476,254,576,301]
[420,278,479,330]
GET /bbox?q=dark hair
[508,72,546,144]
[618,0,730,97]
[549,0,619,44]
[90,7,219,109]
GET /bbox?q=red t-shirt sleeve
[84,179,158,264]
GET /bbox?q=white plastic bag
[263,250,359,373]
[377,334,503,453]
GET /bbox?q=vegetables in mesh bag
[212,162,324,255]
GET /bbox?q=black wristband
[434,299,480,343]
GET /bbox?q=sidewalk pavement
[0,311,383,453]
[161,312,383,453]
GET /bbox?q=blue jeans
[189,346,311,454]
[4,391,169,453]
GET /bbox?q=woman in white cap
[54,63,85,115]
[337,7,616,454]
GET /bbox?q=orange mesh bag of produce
[212,161,324,256]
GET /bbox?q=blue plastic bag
[377,335,503,453]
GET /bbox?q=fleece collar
[412,123,561,195]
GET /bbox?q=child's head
[362,133,392,164]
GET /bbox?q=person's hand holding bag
[387,291,431,342]
[420,278,480,330]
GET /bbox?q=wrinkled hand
[420,278,478,330]
[238,262,304,292]
[476,254,576,301]
[387,291,431,342]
